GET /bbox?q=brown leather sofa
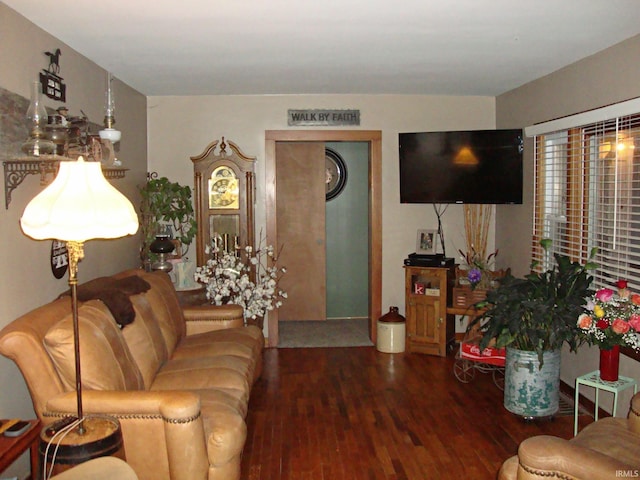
[499,392,640,479]
[0,269,263,480]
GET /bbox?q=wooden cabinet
[404,266,454,356]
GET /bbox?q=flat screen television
[399,129,523,204]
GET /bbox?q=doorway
[265,130,382,347]
[325,141,369,320]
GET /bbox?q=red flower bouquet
[577,280,640,351]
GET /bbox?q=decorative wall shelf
[3,155,127,208]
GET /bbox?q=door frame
[265,130,382,347]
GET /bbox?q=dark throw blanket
[59,275,151,328]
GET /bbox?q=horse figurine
[45,48,61,75]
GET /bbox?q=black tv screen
[399,129,523,204]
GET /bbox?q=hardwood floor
[241,347,593,479]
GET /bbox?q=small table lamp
[20,156,138,434]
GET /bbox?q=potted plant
[472,239,597,418]
[138,177,197,269]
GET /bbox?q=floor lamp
[20,156,138,434]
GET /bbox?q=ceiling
[5,0,640,97]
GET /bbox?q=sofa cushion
[180,326,263,359]
[151,356,251,407]
[196,388,248,419]
[44,301,144,391]
[572,417,640,466]
[175,331,262,385]
[139,275,182,354]
[172,341,254,362]
[117,270,185,354]
[121,295,169,388]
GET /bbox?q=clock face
[210,178,237,207]
[325,148,347,201]
[208,166,239,209]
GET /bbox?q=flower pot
[504,348,561,418]
[599,345,620,381]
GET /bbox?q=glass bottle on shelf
[21,81,55,156]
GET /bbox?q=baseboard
[326,316,369,321]
[560,379,606,418]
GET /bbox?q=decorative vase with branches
[458,204,498,290]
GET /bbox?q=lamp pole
[67,240,85,434]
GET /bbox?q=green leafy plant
[138,177,197,266]
[474,240,598,364]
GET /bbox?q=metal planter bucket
[504,347,561,418]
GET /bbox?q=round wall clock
[325,148,347,201]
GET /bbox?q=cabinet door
[405,267,448,356]
[407,298,440,345]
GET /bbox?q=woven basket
[452,286,487,309]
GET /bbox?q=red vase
[599,345,620,381]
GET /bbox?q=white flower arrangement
[194,237,287,324]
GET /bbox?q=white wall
[0,5,147,476]
[147,94,497,326]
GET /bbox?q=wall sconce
[98,72,121,144]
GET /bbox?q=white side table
[574,370,637,436]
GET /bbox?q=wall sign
[39,48,66,102]
[287,109,360,126]
[51,240,68,279]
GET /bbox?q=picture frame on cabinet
[416,229,437,255]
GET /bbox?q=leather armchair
[499,392,640,479]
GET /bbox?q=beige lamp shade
[21,157,138,242]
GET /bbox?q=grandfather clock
[191,137,255,266]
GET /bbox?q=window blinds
[533,114,640,291]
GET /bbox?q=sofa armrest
[511,435,637,480]
[183,304,244,335]
[46,390,209,480]
[629,392,640,434]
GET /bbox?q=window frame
[532,115,640,361]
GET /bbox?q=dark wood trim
[264,130,382,348]
[622,346,640,362]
